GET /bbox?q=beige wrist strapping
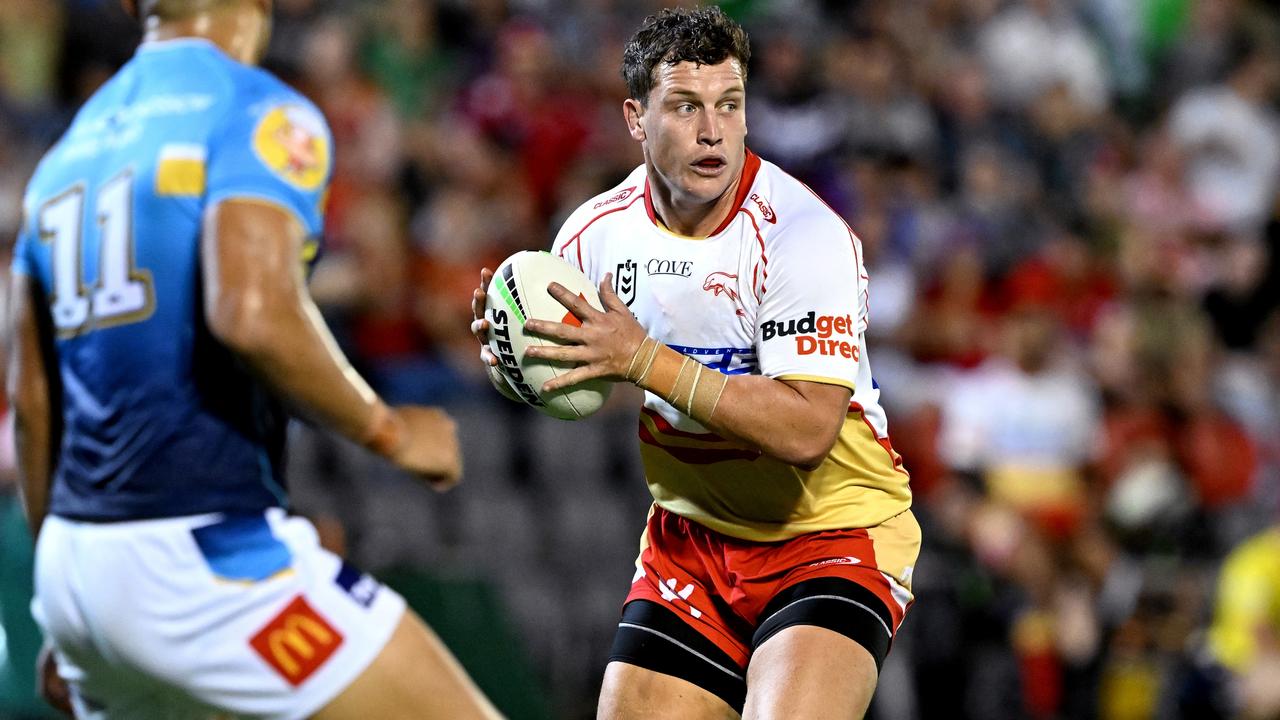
[625,336,662,384]
[624,337,729,423]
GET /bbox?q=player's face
[630,59,747,210]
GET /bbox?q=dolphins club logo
[702,272,745,317]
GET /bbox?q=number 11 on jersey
[37,169,155,337]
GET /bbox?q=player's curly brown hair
[621,6,751,105]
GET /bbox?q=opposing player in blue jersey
[5,1,500,718]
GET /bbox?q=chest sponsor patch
[252,103,329,191]
[645,258,693,277]
[666,344,757,375]
[250,595,343,686]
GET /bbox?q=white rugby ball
[486,251,612,420]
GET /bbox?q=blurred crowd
[1,0,1280,718]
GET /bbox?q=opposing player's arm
[5,272,57,537]
[202,199,379,440]
[205,91,459,487]
[202,199,459,486]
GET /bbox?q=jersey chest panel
[590,212,765,377]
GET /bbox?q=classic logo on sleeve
[749,193,777,223]
[760,311,860,359]
[593,186,635,209]
[251,103,330,191]
[249,596,343,686]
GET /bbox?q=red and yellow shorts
[609,505,920,711]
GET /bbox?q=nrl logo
[615,259,638,306]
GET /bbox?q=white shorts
[33,509,406,720]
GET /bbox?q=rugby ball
[486,251,612,420]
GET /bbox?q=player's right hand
[470,268,498,367]
[36,641,72,717]
[390,406,463,491]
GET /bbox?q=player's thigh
[743,625,877,720]
[598,661,740,720]
[604,599,750,717]
[311,608,500,720]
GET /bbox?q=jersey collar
[136,37,222,55]
[643,148,762,239]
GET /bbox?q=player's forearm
[11,386,53,538]
[203,200,398,455]
[7,275,55,538]
[635,343,842,469]
[219,290,386,448]
[700,374,843,468]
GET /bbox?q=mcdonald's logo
[250,596,343,686]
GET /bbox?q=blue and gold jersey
[11,39,332,521]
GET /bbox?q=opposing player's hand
[470,268,498,367]
[36,641,72,717]
[524,273,648,392]
[390,406,463,491]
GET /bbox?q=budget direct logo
[250,596,343,686]
[760,311,860,359]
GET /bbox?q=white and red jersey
[553,150,911,541]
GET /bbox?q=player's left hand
[36,641,73,716]
[469,268,499,368]
[524,273,648,392]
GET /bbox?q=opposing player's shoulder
[216,66,332,193]
[228,66,323,117]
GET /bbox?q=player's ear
[624,98,645,142]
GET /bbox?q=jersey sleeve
[205,84,332,236]
[551,216,585,271]
[753,213,868,391]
